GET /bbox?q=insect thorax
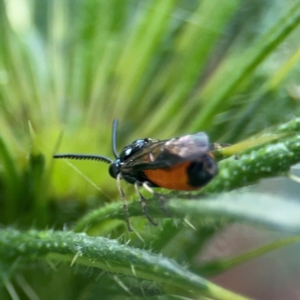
[119,138,157,161]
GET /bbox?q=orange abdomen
[143,161,199,191]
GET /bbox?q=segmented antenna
[53,154,113,164]
[112,119,119,159]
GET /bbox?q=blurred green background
[1,0,300,299]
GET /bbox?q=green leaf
[0,229,250,300]
[197,236,300,276]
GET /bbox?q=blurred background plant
[1,0,300,299]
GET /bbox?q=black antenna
[112,119,119,159]
[53,154,113,164]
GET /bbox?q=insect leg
[134,182,157,226]
[116,174,132,231]
[142,182,169,216]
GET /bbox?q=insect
[53,120,219,231]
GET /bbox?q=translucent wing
[121,132,209,171]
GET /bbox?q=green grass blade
[140,0,240,136]
[188,1,300,132]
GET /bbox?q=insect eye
[109,161,120,178]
